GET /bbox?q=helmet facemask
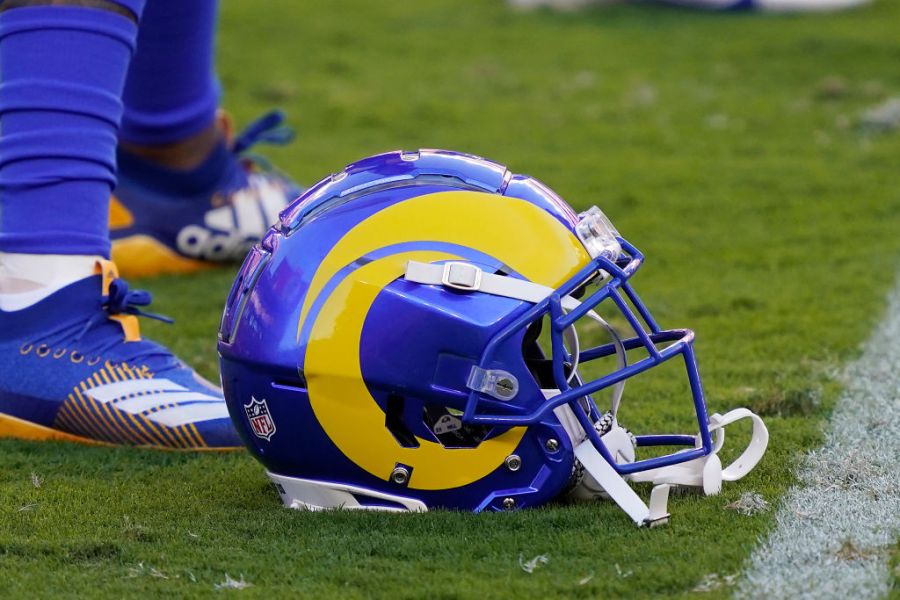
[405,205,769,526]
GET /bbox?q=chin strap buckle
[441,262,483,291]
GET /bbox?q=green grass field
[2,0,900,597]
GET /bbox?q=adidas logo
[176,176,287,261]
[84,378,229,428]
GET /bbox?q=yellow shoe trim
[109,195,134,229]
[0,412,241,451]
[111,235,216,278]
[91,259,142,341]
[0,412,110,446]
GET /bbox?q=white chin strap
[406,260,770,527]
[569,407,769,526]
[628,408,769,493]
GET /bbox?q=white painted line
[735,279,900,599]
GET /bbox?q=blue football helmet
[218,149,768,526]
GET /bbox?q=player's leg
[0,0,240,449]
[110,0,301,278]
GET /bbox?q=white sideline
[735,278,900,599]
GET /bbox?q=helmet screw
[502,497,516,510]
[496,377,516,398]
[545,438,560,452]
[505,454,522,472]
[390,466,410,486]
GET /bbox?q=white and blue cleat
[0,260,240,449]
[109,110,302,278]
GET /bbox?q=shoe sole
[0,412,240,451]
[111,235,216,278]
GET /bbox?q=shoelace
[65,279,175,360]
[232,109,295,159]
[104,279,173,325]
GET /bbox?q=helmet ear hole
[522,318,553,388]
[422,405,491,449]
[385,394,420,448]
[385,395,493,450]
[522,318,544,360]
[522,317,575,389]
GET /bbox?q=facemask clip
[467,366,519,401]
[575,206,622,260]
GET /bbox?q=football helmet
[218,149,768,526]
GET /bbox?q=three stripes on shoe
[55,360,227,448]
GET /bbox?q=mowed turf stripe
[736,277,900,600]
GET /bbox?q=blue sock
[117,140,243,197]
[0,2,146,256]
[119,0,220,145]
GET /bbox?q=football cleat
[110,110,302,278]
[0,260,241,449]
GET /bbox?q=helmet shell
[218,150,594,510]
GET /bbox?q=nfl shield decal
[244,397,277,441]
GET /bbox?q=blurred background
[204,0,900,406]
